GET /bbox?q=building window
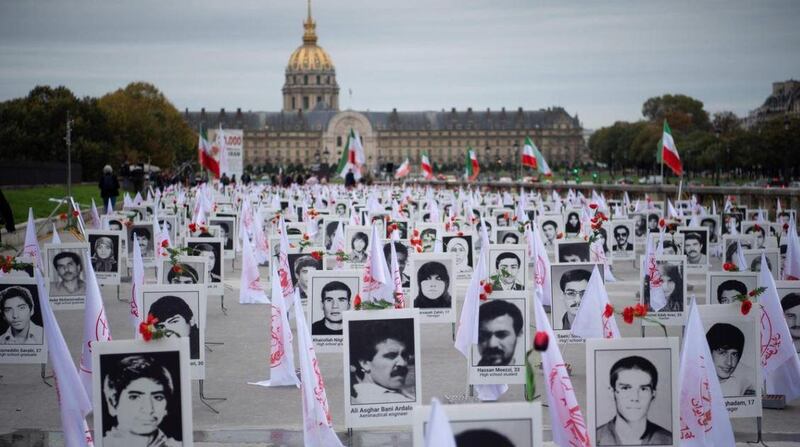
[316,75,320,84]
[291,97,296,110]
[303,96,309,109]
[337,136,342,147]
[304,75,308,85]
[317,95,322,105]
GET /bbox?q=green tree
[642,94,711,132]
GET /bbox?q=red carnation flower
[533,331,549,351]
[603,303,614,319]
[59,212,67,220]
[633,303,648,317]
[622,306,635,324]
[354,294,362,310]
[310,251,322,261]
[658,218,666,229]
[589,203,598,210]
[171,264,183,273]
[748,289,757,297]
[740,299,753,315]
[483,283,493,294]
[457,231,464,236]
[415,245,423,253]
[72,210,80,218]
[479,293,488,302]
[161,240,169,248]
[302,233,310,241]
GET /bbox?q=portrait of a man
[491,252,524,291]
[706,323,756,397]
[717,280,747,304]
[289,254,322,300]
[212,220,233,251]
[349,318,416,404]
[557,241,590,263]
[781,293,800,353]
[311,280,352,335]
[166,264,201,285]
[541,220,558,249]
[596,356,672,446]
[613,225,633,252]
[476,299,523,367]
[130,226,153,257]
[634,214,647,238]
[188,242,221,282]
[558,268,591,330]
[701,217,718,243]
[383,242,410,288]
[420,228,437,253]
[147,295,200,359]
[99,352,183,446]
[682,231,707,266]
[0,285,43,345]
[335,203,348,217]
[50,251,86,296]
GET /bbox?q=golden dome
[287,1,334,72]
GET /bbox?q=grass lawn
[3,184,103,224]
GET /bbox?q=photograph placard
[641,255,688,326]
[550,262,605,344]
[86,230,124,285]
[697,304,762,418]
[307,270,361,353]
[128,222,157,262]
[442,233,474,281]
[141,284,206,379]
[538,216,563,251]
[556,240,591,263]
[677,226,710,272]
[487,244,528,291]
[587,337,680,447]
[409,253,456,323]
[44,242,90,309]
[0,278,47,363]
[610,220,636,261]
[468,291,529,385]
[775,281,800,354]
[343,308,421,428]
[413,401,543,447]
[185,238,224,296]
[706,271,758,306]
[92,338,193,447]
[345,225,371,265]
[208,216,236,259]
[287,250,324,310]
[158,256,209,286]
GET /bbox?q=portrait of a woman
[413,261,452,309]
[445,237,473,274]
[92,236,117,273]
[565,212,581,236]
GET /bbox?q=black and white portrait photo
[158,216,178,244]
[345,225,370,264]
[647,233,684,256]
[92,338,192,447]
[209,217,236,255]
[45,242,90,309]
[129,223,156,259]
[413,402,543,447]
[550,263,604,335]
[410,254,456,322]
[0,279,47,364]
[700,216,720,244]
[86,230,123,285]
[556,240,591,263]
[706,271,758,305]
[698,304,762,417]
[632,213,648,240]
[443,234,474,281]
[641,256,686,325]
[288,252,323,305]
[186,238,224,296]
[383,241,411,289]
[611,220,636,260]
[142,285,206,379]
[488,245,528,292]
[539,216,563,251]
[344,309,421,428]
[722,212,744,236]
[323,219,347,250]
[495,228,523,245]
[776,282,800,354]
[469,292,529,385]
[564,210,582,237]
[677,227,709,270]
[415,223,443,253]
[742,249,780,280]
[308,271,360,352]
[587,337,680,447]
[159,256,208,286]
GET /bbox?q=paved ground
[2,233,800,446]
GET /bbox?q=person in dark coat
[98,165,120,212]
[0,188,15,243]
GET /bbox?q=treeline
[0,82,196,180]
[589,94,800,182]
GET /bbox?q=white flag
[678,299,735,446]
[361,224,394,303]
[293,291,344,446]
[784,218,800,280]
[454,243,487,357]
[642,231,667,311]
[533,294,591,447]
[51,224,61,244]
[527,224,552,305]
[90,199,101,230]
[733,241,748,272]
[389,241,406,309]
[424,398,456,447]
[250,263,300,387]
[332,222,346,269]
[760,255,800,401]
[130,234,145,338]
[239,232,269,304]
[23,208,41,269]
[571,265,620,340]
[78,251,112,399]
[35,268,93,447]
[278,216,295,304]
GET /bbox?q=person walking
[98,165,120,213]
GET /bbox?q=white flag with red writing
[678,299,734,446]
[526,223,552,305]
[78,252,112,399]
[239,233,268,304]
[362,224,394,303]
[571,265,619,340]
[760,255,800,401]
[130,234,144,338]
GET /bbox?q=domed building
[184,2,586,177]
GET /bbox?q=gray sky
[1,0,798,129]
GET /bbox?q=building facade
[744,80,800,129]
[184,4,586,174]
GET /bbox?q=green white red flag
[198,126,220,178]
[420,152,434,180]
[661,120,683,176]
[465,147,479,181]
[336,129,365,180]
[523,136,552,176]
[394,158,411,179]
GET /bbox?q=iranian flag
[465,147,480,181]
[336,129,365,180]
[420,152,434,180]
[198,126,220,178]
[394,158,411,179]
[524,136,552,176]
[661,120,683,176]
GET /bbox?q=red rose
[188,223,197,233]
[415,245,423,253]
[354,294,362,310]
[479,293,488,302]
[413,229,420,237]
[139,322,153,341]
[311,251,322,261]
[603,303,614,319]
[533,331,549,351]
[622,306,635,324]
[483,283,493,294]
[171,264,182,273]
[722,262,738,272]
[741,299,753,315]
[72,210,80,218]
[161,240,169,248]
[589,203,598,210]
[556,232,564,240]
[633,303,647,317]
[658,218,666,228]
